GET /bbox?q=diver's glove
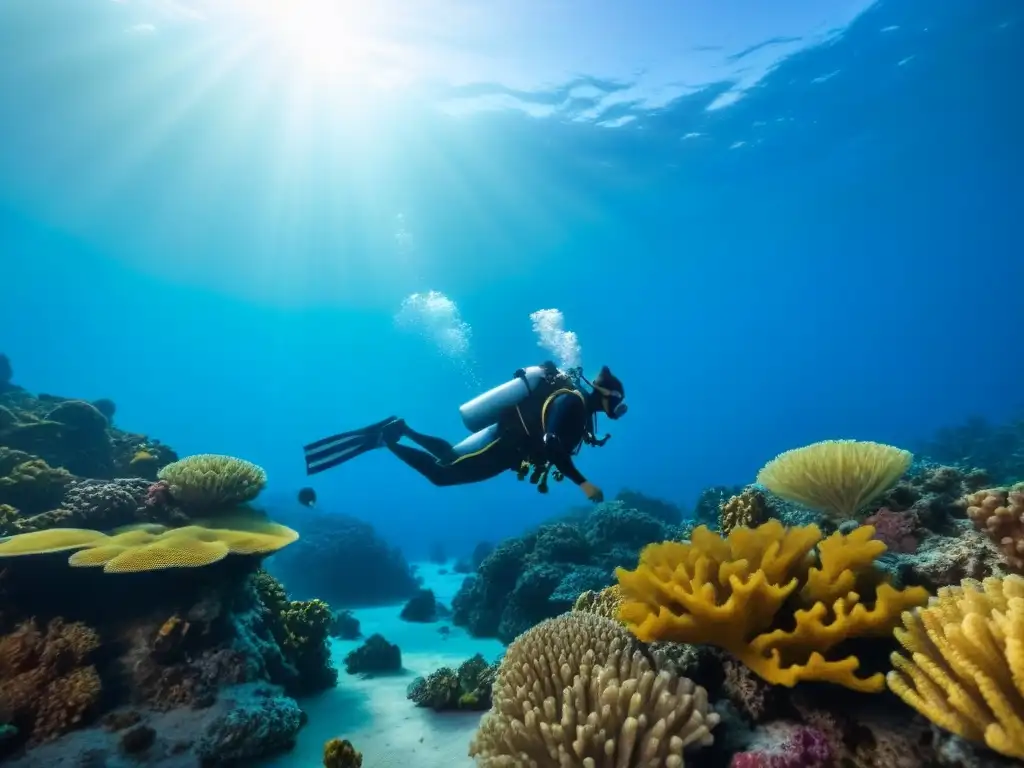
[580,481,604,503]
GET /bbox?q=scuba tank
[459,363,564,433]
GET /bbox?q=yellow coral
[615,520,929,691]
[756,439,912,519]
[0,519,297,573]
[572,584,623,621]
[157,454,267,511]
[323,737,363,767]
[0,528,110,556]
[886,575,1024,759]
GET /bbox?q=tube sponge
[756,439,912,520]
[469,611,719,767]
[886,574,1024,760]
[615,520,929,692]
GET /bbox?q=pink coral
[731,725,833,768]
[864,507,918,553]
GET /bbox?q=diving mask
[598,387,627,419]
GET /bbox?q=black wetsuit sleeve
[542,393,587,485]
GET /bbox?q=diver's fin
[303,416,398,476]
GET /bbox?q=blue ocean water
[1,0,1021,558]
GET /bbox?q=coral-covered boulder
[270,510,419,607]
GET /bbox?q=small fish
[297,487,317,507]
[437,625,451,640]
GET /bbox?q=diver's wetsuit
[387,389,592,487]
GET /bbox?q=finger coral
[886,574,1024,760]
[963,483,1024,570]
[756,440,912,519]
[157,454,267,512]
[468,611,720,767]
[0,617,102,745]
[615,520,929,692]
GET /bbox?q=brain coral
[157,454,267,511]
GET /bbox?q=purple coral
[865,507,919,553]
[63,478,149,527]
[731,724,833,768]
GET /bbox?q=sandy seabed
[260,562,505,768]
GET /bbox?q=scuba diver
[302,362,627,503]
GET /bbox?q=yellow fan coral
[886,575,1024,760]
[756,439,912,519]
[615,520,929,692]
[469,612,719,767]
[157,454,267,511]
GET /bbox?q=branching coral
[468,611,719,767]
[756,440,912,520]
[886,574,1024,760]
[615,520,929,692]
[719,488,770,535]
[0,617,102,745]
[963,483,1024,570]
[157,454,267,512]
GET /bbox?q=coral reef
[0,367,322,765]
[406,653,497,711]
[452,498,681,642]
[616,520,929,691]
[469,611,720,766]
[251,570,338,695]
[0,618,102,746]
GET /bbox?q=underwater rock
[329,609,361,640]
[343,634,401,675]
[399,588,438,622]
[451,499,677,641]
[269,510,419,607]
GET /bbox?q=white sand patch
[260,561,504,767]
